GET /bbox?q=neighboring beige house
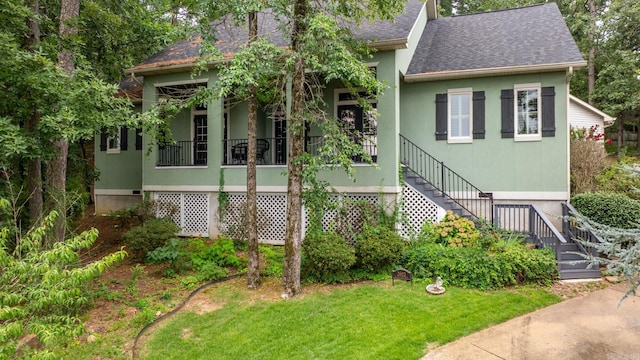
[569,95,615,139]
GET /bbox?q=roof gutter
[370,38,408,51]
[403,61,588,82]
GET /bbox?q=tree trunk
[25,0,43,227]
[46,0,79,245]
[617,118,623,157]
[282,0,308,299]
[587,0,596,104]
[246,10,260,289]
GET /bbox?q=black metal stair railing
[399,134,493,222]
[561,202,603,257]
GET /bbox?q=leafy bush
[595,157,640,200]
[355,226,406,272]
[0,207,126,358]
[302,231,355,283]
[147,237,243,278]
[122,218,180,259]
[572,192,640,229]
[400,243,557,289]
[431,211,480,247]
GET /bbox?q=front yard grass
[139,279,559,359]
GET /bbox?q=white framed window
[335,88,378,163]
[514,83,541,141]
[447,88,473,143]
[107,130,120,154]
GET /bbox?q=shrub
[400,243,557,289]
[260,245,284,277]
[302,231,355,283]
[595,157,640,200]
[572,192,640,229]
[123,218,181,259]
[355,226,406,272]
[570,134,609,194]
[191,237,243,269]
[431,211,480,247]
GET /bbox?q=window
[448,88,473,143]
[107,128,121,153]
[514,83,541,141]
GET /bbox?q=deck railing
[561,202,603,257]
[222,136,376,165]
[493,204,567,261]
[399,134,493,222]
[157,140,207,167]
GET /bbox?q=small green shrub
[355,226,406,272]
[595,158,640,200]
[431,211,480,247]
[302,231,355,283]
[572,192,640,229]
[260,245,284,277]
[400,243,557,289]
[123,218,180,259]
[191,237,243,269]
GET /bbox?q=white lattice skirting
[153,185,444,242]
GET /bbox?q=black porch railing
[223,137,287,165]
[223,136,376,166]
[561,202,603,258]
[493,204,567,261]
[157,140,207,167]
[399,134,493,222]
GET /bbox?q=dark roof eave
[404,61,587,82]
[125,39,406,76]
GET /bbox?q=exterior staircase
[399,134,602,280]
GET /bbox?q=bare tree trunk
[587,0,596,104]
[246,10,260,289]
[46,0,79,245]
[617,118,623,156]
[282,0,308,299]
[25,0,43,227]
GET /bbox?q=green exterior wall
[400,71,569,195]
[138,49,403,191]
[94,106,143,191]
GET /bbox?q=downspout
[566,67,573,203]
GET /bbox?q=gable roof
[127,0,425,76]
[570,95,615,126]
[404,3,586,81]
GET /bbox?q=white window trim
[107,129,121,154]
[514,83,542,142]
[447,87,473,144]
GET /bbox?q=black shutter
[435,93,447,140]
[473,91,485,139]
[501,89,514,138]
[100,130,107,151]
[135,128,143,150]
[120,127,128,150]
[541,86,555,137]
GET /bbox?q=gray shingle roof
[406,3,585,77]
[130,0,424,73]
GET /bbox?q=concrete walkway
[422,282,640,360]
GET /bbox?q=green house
[95,0,585,244]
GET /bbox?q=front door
[273,111,287,165]
[337,103,377,163]
[193,114,207,165]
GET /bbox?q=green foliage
[122,218,180,260]
[595,157,640,200]
[400,243,557,289]
[302,231,356,283]
[259,245,284,277]
[0,207,126,358]
[147,237,241,280]
[426,211,480,247]
[572,192,640,229]
[354,226,406,272]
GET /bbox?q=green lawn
[139,281,559,359]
